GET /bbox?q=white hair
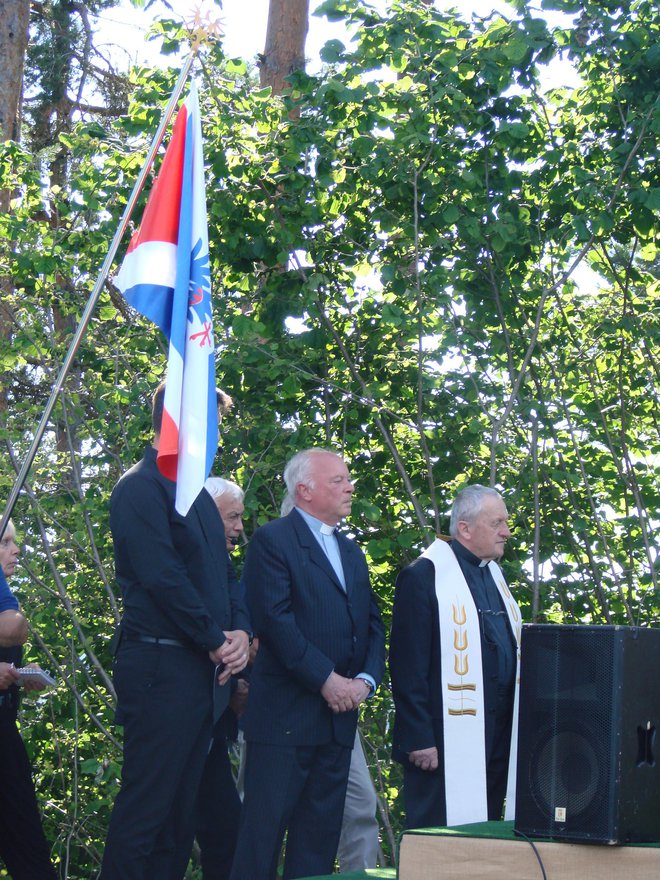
[205,477,244,503]
[449,484,503,537]
[283,448,336,497]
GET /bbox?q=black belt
[122,633,186,648]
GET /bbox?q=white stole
[422,539,521,826]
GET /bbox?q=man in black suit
[195,477,247,880]
[100,384,251,880]
[389,485,521,830]
[229,448,385,880]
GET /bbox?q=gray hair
[449,485,503,537]
[280,494,294,516]
[205,477,244,503]
[283,448,336,498]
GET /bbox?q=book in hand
[16,667,56,688]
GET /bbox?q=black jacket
[110,446,250,653]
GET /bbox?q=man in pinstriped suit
[229,448,385,880]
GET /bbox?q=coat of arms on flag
[115,82,217,515]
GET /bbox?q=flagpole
[0,54,196,540]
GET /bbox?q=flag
[115,82,217,515]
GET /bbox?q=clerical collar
[451,539,489,568]
[295,506,337,536]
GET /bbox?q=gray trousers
[337,728,380,871]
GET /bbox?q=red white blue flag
[115,83,217,515]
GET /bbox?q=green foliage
[0,0,658,874]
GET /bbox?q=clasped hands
[321,671,371,714]
[208,630,250,685]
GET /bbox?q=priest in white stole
[390,485,521,829]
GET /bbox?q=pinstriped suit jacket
[241,509,385,748]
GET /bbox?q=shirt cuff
[355,673,376,697]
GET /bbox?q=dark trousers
[403,762,446,830]
[0,712,57,880]
[485,684,515,821]
[229,741,351,880]
[100,643,215,880]
[195,719,241,880]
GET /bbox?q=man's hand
[248,636,260,666]
[408,747,438,771]
[0,662,20,689]
[346,677,371,709]
[229,678,249,717]
[20,663,48,693]
[209,630,250,685]
[321,671,360,714]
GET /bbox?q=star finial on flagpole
[185,3,225,55]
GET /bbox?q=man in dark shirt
[390,485,521,829]
[100,384,251,880]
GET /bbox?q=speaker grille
[522,629,615,837]
[516,625,660,844]
[532,724,602,818]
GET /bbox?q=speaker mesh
[516,625,660,843]
[532,725,602,818]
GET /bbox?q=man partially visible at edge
[195,476,248,880]
[0,519,57,879]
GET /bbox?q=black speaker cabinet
[514,624,660,844]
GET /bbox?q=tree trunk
[0,0,30,145]
[0,0,31,411]
[260,0,309,96]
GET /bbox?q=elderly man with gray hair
[205,477,245,551]
[389,484,522,830]
[194,476,248,880]
[229,447,385,880]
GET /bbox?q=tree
[0,0,657,873]
[0,0,30,143]
[260,0,310,94]
[0,0,31,403]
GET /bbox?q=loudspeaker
[514,624,660,844]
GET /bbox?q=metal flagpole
[0,53,195,540]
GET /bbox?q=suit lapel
[289,510,347,595]
[337,534,356,596]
